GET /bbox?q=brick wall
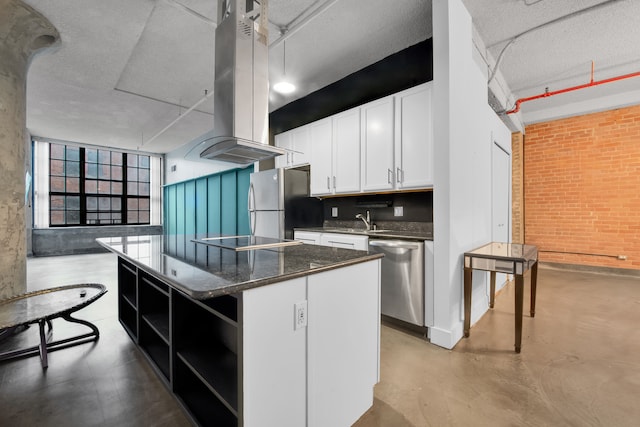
[511,132,524,244]
[523,105,640,270]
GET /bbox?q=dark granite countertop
[97,234,382,300]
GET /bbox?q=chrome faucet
[355,211,371,230]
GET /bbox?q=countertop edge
[97,239,383,300]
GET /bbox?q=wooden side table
[463,242,538,353]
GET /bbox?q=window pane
[98,197,110,211]
[112,182,122,195]
[85,180,97,193]
[85,163,97,179]
[98,181,111,194]
[50,195,65,209]
[66,161,80,177]
[139,211,150,223]
[51,211,64,225]
[127,154,138,167]
[127,198,139,210]
[50,160,64,176]
[50,176,65,192]
[98,150,111,164]
[50,144,65,159]
[99,213,111,221]
[138,183,149,196]
[87,197,97,210]
[112,152,123,165]
[111,166,122,180]
[66,211,80,224]
[85,148,98,163]
[87,213,98,222]
[127,182,138,195]
[139,156,150,168]
[66,146,80,161]
[138,168,150,182]
[139,199,150,210]
[112,198,121,210]
[98,164,110,180]
[66,178,79,193]
[127,211,139,224]
[113,213,121,221]
[127,167,138,181]
[67,196,80,210]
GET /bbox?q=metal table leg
[514,274,524,353]
[464,266,472,337]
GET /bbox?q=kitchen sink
[322,227,393,234]
[366,229,392,233]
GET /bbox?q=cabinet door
[274,131,292,168]
[294,230,322,245]
[332,108,361,194]
[307,260,380,427]
[243,278,307,427]
[310,118,333,196]
[395,83,433,189]
[361,96,395,192]
[290,125,311,167]
[319,233,368,250]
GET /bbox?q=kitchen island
[97,234,382,427]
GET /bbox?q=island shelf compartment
[172,291,240,418]
[118,259,138,339]
[174,356,237,427]
[138,271,171,381]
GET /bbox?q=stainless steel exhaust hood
[196,0,284,164]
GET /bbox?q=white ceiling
[22,0,640,154]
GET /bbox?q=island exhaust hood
[195,0,284,164]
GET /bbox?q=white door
[332,108,361,194]
[310,118,333,196]
[275,131,292,168]
[492,142,510,242]
[290,126,311,166]
[361,96,395,192]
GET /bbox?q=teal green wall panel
[195,178,208,235]
[221,171,237,235]
[184,180,196,235]
[207,175,221,234]
[236,168,251,235]
[164,166,253,239]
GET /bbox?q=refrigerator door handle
[248,183,256,235]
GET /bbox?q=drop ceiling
[22,0,640,154]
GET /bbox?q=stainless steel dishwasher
[369,239,424,326]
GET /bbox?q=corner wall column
[0,0,59,298]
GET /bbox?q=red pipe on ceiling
[506,68,640,114]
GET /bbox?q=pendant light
[273,39,296,94]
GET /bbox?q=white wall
[431,0,512,349]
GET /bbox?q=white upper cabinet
[394,83,433,189]
[361,95,395,192]
[331,108,361,194]
[310,108,361,196]
[360,82,433,191]
[275,125,311,168]
[310,118,333,196]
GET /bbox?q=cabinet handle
[327,176,331,190]
[396,167,403,183]
[333,176,336,189]
[388,169,393,184]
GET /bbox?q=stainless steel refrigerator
[248,168,323,239]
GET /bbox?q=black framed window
[49,143,151,226]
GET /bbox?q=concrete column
[0,0,59,298]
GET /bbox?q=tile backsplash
[322,191,433,223]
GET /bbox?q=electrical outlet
[294,301,308,330]
[331,207,338,217]
[394,206,404,217]
[170,164,177,172]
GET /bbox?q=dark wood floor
[1,253,639,426]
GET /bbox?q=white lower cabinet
[242,260,381,427]
[319,233,368,250]
[293,230,322,245]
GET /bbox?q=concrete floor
[1,253,639,426]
